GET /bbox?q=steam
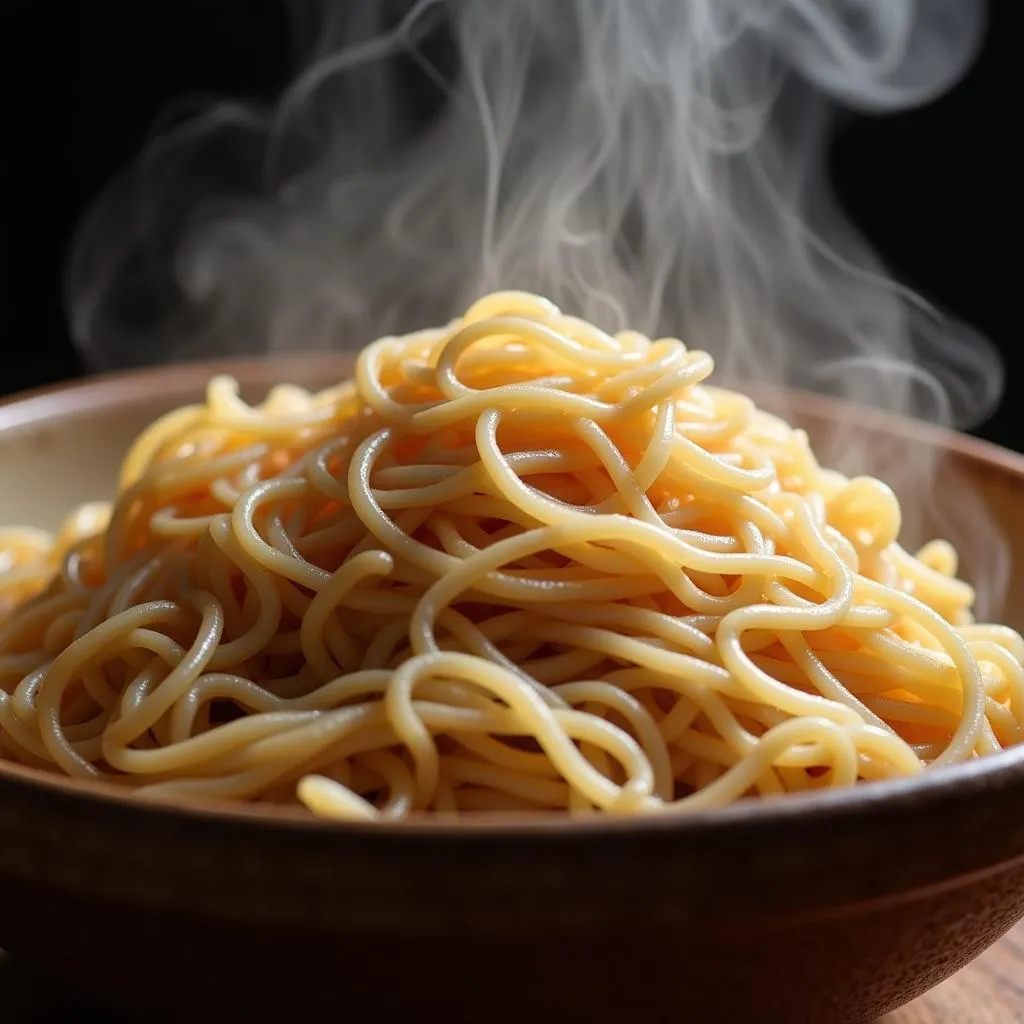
[66,0,1006,611]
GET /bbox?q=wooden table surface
[3,922,1023,1022]
[881,922,1024,1024]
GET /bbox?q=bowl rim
[2,355,1024,842]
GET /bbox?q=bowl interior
[0,358,348,533]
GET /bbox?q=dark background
[0,4,1017,1020]
[0,0,1016,443]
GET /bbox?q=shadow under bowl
[1,357,1023,1024]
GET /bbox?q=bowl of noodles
[1,292,1023,1023]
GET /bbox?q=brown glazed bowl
[1,357,1023,1024]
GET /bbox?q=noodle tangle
[1,291,1022,820]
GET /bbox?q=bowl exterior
[2,762,1024,1023]
[1,819,1023,1023]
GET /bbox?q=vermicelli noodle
[1,291,1022,820]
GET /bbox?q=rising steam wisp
[66,0,1006,610]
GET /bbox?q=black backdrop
[0,1,1016,444]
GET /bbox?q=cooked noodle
[1,291,1022,819]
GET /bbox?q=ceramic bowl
[1,358,1023,1024]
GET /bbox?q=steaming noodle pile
[1,292,1022,820]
